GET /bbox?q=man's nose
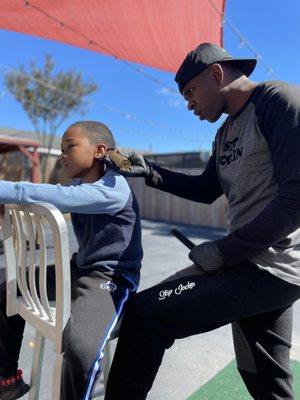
[187,100,194,111]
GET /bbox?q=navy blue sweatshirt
[0,169,143,285]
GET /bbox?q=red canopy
[0,0,225,72]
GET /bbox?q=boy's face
[61,126,100,179]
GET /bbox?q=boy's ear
[94,143,107,159]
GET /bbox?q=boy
[0,121,143,400]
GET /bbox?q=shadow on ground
[142,219,226,241]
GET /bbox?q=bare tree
[4,55,98,181]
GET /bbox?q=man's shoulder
[254,80,300,103]
[249,80,300,127]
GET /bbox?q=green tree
[4,54,98,181]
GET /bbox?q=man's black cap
[175,42,257,93]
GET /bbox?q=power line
[19,0,278,87]
[20,0,278,87]
[0,62,81,100]
[0,63,200,140]
[22,0,178,94]
[1,0,281,145]
[207,0,279,79]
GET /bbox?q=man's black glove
[103,152,152,178]
[189,241,224,274]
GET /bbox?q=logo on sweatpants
[159,281,196,300]
[99,281,117,292]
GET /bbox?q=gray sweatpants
[0,260,136,400]
[105,262,300,400]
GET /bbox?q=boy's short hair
[69,121,116,149]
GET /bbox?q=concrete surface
[1,219,299,399]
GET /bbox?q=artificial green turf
[188,359,300,400]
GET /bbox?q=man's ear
[94,143,107,159]
[208,63,224,86]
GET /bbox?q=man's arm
[145,150,223,204]
[0,172,130,215]
[217,83,300,265]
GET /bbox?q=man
[104,43,300,400]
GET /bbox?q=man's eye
[184,88,193,100]
[68,144,76,149]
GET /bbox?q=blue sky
[0,0,299,153]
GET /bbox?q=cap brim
[220,59,257,77]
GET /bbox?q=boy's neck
[80,161,105,183]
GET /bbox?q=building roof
[145,151,210,169]
[0,133,40,153]
[0,126,61,151]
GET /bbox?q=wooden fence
[127,169,228,229]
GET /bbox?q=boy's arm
[0,174,130,214]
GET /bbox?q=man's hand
[103,152,151,177]
[189,240,224,274]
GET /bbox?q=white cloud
[155,87,187,108]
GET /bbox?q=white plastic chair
[0,202,120,399]
[1,202,71,400]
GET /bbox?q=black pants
[105,262,300,400]
[0,262,136,400]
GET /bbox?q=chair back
[1,202,71,353]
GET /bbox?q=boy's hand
[104,152,151,177]
[189,241,224,274]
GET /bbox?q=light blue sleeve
[0,172,131,214]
